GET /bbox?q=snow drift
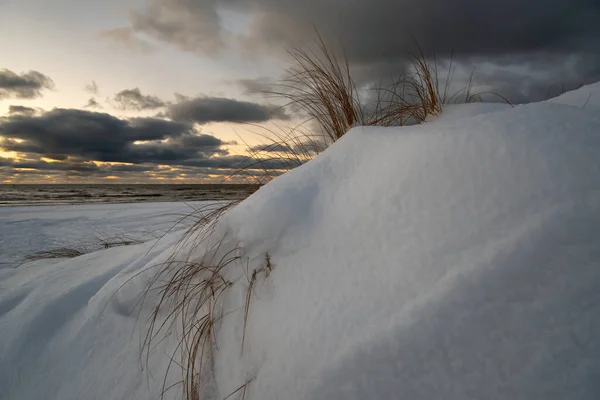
[2,83,600,400]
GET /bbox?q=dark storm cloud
[42,154,69,161]
[0,108,220,163]
[0,108,285,181]
[0,108,190,144]
[128,0,600,57]
[1,153,287,182]
[114,88,166,110]
[0,156,286,182]
[128,0,600,101]
[168,96,289,124]
[0,69,55,99]
[452,51,600,103]
[8,105,37,116]
[1,157,163,182]
[9,159,161,174]
[114,135,227,164]
[12,160,99,172]
[106,164,157,172]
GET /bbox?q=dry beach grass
[144,35,506,399]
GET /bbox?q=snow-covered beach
[0,203,190,399]
[1,83,600,399]
[0,201,219,268]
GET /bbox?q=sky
[1,0,599,183]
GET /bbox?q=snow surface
[2,83,600,400]
[435,102,512,122]
[548,81,600,110]
[0,201,210,268]
[0,202,215,400]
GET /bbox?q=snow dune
[2,83,600,400]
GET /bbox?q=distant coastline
[0,184,259,207]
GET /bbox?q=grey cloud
[237,77,277,95]
[106,164,158,172]
[85,81,100,95]
[0,160,284,182]
[114,88,167,110]
[174,93,189,102]
[7,158,162,174]
[128,0,229,54]
[0,69,55,99]
[168,96,289,124]
[12,160,99,172]
[179,133,222,147]
[117,137,227,164]
[8,105,37,116]
[128,0,600,57]
[0,108,205,162]
[3,158,157,182]
[84,98,102,108]
[454,52,600,103]
[128,0,600,101]
[0,108,283,178]
[101,28,157,53]
[42,154,69,161]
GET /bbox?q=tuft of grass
[223,379,253,400]
[140,200,277,399]
[227,121,327,186]
[242,268,257,355]
[25,247,89,261]
[268,31,365,144]
[142,244,241,400]
[403,43,445,121]
[92,230,160,250]
[231,40,491,185]
[265,33,511,150]
[138,200,251,399]
[22,230,163,265]
[266,33,444,143]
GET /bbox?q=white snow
[436,102,512,122]
[548,81,600,110]
[2,83,600,400]
[0,201,216,400]
[0,201,210,268]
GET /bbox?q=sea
[0,184,260,207]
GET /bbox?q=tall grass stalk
[267,31,365,143]
[266,34,505,150]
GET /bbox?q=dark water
[0,184,260,206]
